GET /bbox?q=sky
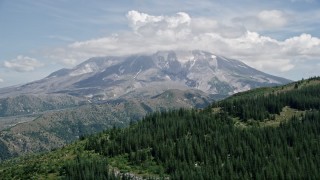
[0,0,320,88]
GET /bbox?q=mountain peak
[0,50,291,99]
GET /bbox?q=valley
[0,89,213,159]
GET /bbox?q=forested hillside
[215,76,320,121]
[1,77,320,179]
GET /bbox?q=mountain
[0,50,290,99]
[0,50,291,161]
[1,77,319,179]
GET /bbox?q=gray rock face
[0,50,291,99]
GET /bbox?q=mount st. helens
[0,50,290,100]
[0,50,291,160]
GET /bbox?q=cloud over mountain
[3,56,43,72]
[44,10,320,76]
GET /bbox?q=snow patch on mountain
[69,62,101,76]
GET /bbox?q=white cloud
[282,33,320,56]
[3,56,44,72]
[248,58,295,72]
[258,10,287,28]
[127,10,191,31]
[0,78,3,83]
[46,10,320,74]
[233,10,288,30]
[127,10,191,40]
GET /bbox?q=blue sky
[0,0,320,87]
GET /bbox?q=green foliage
[60,155,111,180]
[83,107,320,179]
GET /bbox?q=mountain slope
[1,77,319,179]
[0,89,213,160]
[0,50,291,99]
[0,94,85,117]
